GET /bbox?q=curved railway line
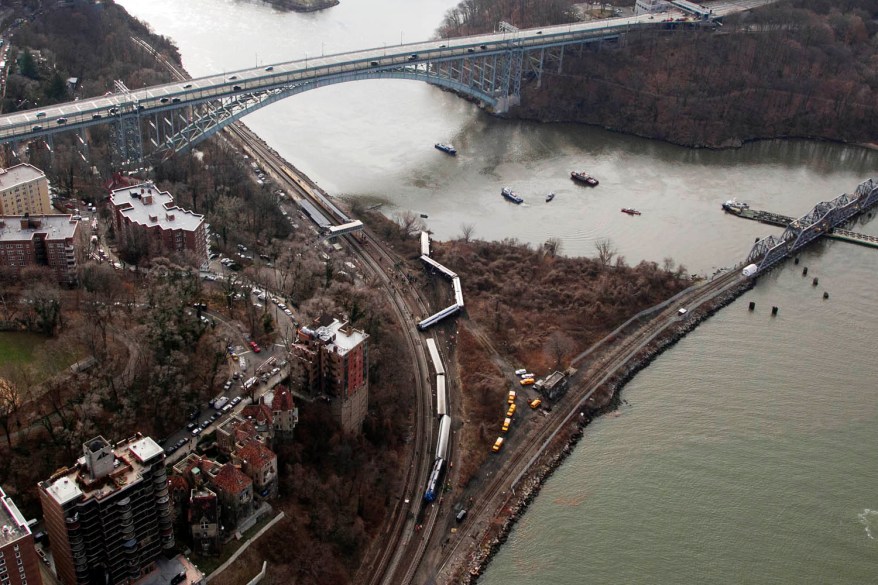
[229,122,441,585]
[138,34,753,585]
[207,119,750,584]
[432,269,745,582]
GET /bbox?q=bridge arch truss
[746,178,878,272]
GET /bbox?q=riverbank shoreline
[459,278,755,583]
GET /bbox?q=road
[229,121,439,585]
[132,32,755,585]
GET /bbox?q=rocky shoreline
[461,279,755,583]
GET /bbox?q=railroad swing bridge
[745,178,878,274]
[0,12,717,165]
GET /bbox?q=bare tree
[394,211,426,240]
[544,237,563,257]
[0,377,22,448]
[663,256,676,272]
[595,238,616,267]
[460,223,476,243]
[544,331,575,370]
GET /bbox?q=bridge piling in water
[740,178,878,276]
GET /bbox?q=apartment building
[109,183,207,264]
[38,435,174,585]
[293,319,369,434]
[0,215,79,285]
[0,165,51,216]
[0,486,43,585]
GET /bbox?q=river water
[116,1,878,581]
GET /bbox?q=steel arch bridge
[745,179,878,273]
[0,13,713,164]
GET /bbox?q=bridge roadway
[725,207,878,249]
[0,11,698,144]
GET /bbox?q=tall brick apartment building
[0,486,43,585]
[38,435,174,585]
[0,215,79,285]
[0,164,52,216]
[293,319,369,434]
[109,183,207,265]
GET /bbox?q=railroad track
[434,269,744,582]
[232,123,451,585]
[132,35,440,585]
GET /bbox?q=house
[188,488,220,556]
[231,439,278,500]
[208,463,253,531]
[270,386,299,440]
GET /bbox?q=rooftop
[0,486,31,547]
[110,182,204,232]
[270,386,295,412]
[210,463,252,496]
[315,319,368,357]
[0,163,46,190]
[41,434,165,506]
[242,402,273,426]
[0,214,78,243]
[235,439,275,471]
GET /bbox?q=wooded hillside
[440,0,878,147]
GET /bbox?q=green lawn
[0,331,49,365]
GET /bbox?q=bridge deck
[725,207,878,249]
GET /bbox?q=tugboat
[501,187,524,204]
[546,192,555,202]
[621,207,641,216]
[570,171,599,186]
[721,199,749,214]
[434,143,457,156]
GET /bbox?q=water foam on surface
[857,509,878,539]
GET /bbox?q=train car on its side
[420,231,431,257]
[426,338,445,376]
[417,304,461,330]
[419,254,457,280]
[423,458,445,503]
[452,277,464,308]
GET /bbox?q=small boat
[546,192,555,202]
[501,187,524,204]
[722,199,749,214]
[434,143,457,155]
[420,213,429,218]
[621,208,641,216]
[570,171,599,186]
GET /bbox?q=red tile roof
[210,463,252,496]
[235,439,276,472]
[168,475,189,493]
[271,386,295,412]
[242,403,273,426]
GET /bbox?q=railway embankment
[459,278,754,583]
